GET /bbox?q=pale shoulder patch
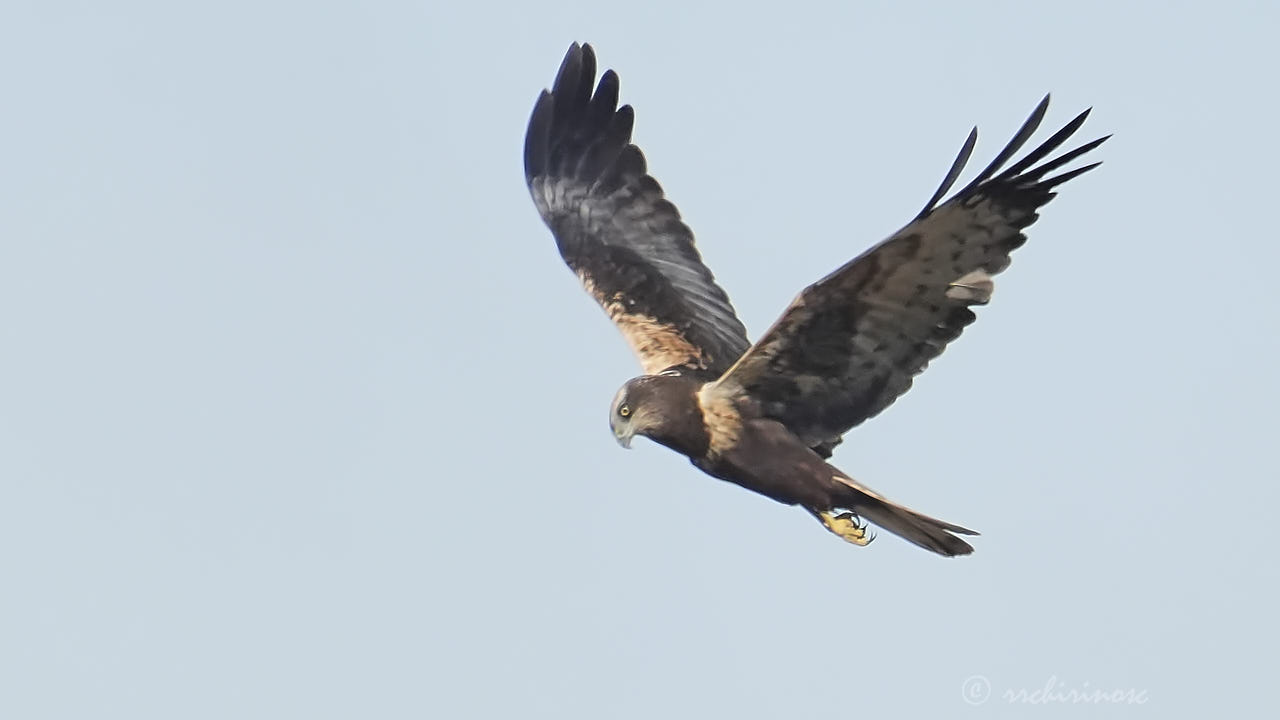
[695,385,742,456]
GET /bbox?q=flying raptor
[524,43,1106,557]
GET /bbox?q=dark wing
[525,43,750,376]
[709,96,1108,455]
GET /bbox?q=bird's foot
[815,510,874,546]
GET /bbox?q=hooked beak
[613,425,634,449]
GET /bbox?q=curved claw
[814,509,874,547]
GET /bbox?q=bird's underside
[525,43,1106,557]
[685,401,979,556]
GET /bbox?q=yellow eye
[618,404,631,418]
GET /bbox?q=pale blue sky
[2,1,1276,718]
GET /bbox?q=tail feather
[854,497,977,557]
[831,474,978,557]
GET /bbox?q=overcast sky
[2,1,1277,718]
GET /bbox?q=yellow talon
[816,510,874,546]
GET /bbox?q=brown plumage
[526,43,1107,557]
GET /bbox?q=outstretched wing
[710,96,1108,455]
[525,43,750,376]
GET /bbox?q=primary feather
[524,43,751,376]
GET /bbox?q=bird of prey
[524,43,1106,557]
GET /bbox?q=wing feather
[710,97,1108,455]
[525,44,750,375]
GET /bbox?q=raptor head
[608,374,706,454]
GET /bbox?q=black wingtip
[526,42,642,190]
[918,95,1106,212]
[999,106,1093,180]
[551,43,582,97]
[1018,133,1111,185]
[586,69,620,126]
[524,90,554,182]
[551,43,595,119]
[1039,160,1103,189]
[918,126,978,218]
[526,43,602,184]
[955,95,1051,196]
